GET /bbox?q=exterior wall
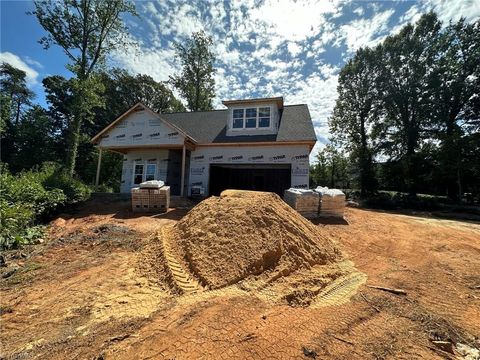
[188,144,311,196]
[98,109,184,148]
[225,101,280,136]
[120,149,183,195]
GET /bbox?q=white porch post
[95,147,103,189]
[180,143,186,196]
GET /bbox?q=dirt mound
[167,190,343,289]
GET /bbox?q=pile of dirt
[166,190,343,289]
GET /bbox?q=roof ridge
[160,109,227,115]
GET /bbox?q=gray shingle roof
[161,104,316,144]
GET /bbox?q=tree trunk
[15,100,21,125]
[65,115,82,176]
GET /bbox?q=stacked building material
[315,187,345,218]
[131,185,170,213]
[283,188,320,219]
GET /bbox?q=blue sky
[1,0,479,156]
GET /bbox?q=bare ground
[1,196,479,359]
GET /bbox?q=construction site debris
[367,285,407,295]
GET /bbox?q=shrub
[0,199,45,249]
[43,166,91,203]
[0,162,90,250]
[0,163,66,218]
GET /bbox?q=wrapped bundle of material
[317,188,345,218]
[283,188,320,219]
[139,180,164,189]
[131,186,170,213]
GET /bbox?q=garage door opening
[209,164,291,196]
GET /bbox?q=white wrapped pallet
[283,188,319,219]
[316,188,345,218]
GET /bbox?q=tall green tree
[376,12,442,196]
[430,18,480,199]
[0,62,35,125]
[31,0,136,176]
[329,47,379,196]
[10,106,58,170]
[170,31,216,112]
[0,63,35,165]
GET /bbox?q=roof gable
[92,103,193,148]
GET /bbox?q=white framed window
[231,106,271,130]
[145,163,156,181]
[133,163,144,185]
[232,109,244,128]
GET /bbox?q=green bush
[43,166,91,203]
[0,163,66,217]
[0,199,45,249]
[0,162,90,249]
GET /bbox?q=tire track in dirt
[159,228,202,294]
[311,271,367,308]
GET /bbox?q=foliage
[310,145,352,189]
[0,62,35,124]
[31,0,137,175]
[329,12,480,201]
[8,106,58,171]
[0,162,91,249]
[329,47,379,196]
[0,199,45,250]
[1,163,66,218]
[170,31,216,111]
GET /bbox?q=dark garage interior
[209,164,291,196]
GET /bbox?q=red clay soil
[1,195,479,359]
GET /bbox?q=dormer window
[232,106,271,129]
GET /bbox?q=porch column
[95,147,103,189]
[180,143,186,196]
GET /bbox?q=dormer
[222,96,283,136]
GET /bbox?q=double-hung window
[145,163,156,181]
[258,107,270,128]
[245,108,257,128]
[231,106,271,129]
[233,109,244,128]
[133,163,144,185]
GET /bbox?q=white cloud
[424,0,480,22]
[338,9,395,53]
[353,7,364,16]
[0,52,39,87]
[287,42,302,56]
[249,0,341,41]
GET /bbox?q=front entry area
[209,164,291,196]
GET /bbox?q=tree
[430,18,480,199]
[170,31,216,112]
[96,69,185,132]
[10,106,58,171]
[375,12,442,196]
[0,63,35,165]
[0,62,35,125]
[329,47,379,196]
[310,145,351,189]
[31,0,137,176]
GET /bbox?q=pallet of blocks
[314,187,345,218]
[283,188,320,219]
[131,185,170,213]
